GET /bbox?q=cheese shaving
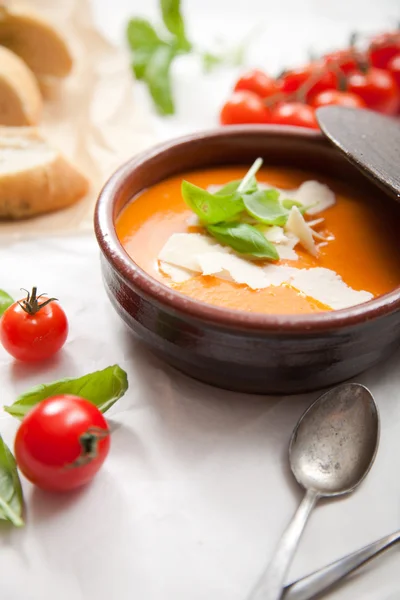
[159,262,194,283]
[264,226,288,244]
[159,233,228,271]
[290,268,373,310]
[285,206,317,256]
[260,180,336,215]
[158,233,372,310]
[197,252,270,290]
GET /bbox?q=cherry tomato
[270,102,319,129]
[220,91,270,125]
[346,68,399,115]
[369,32,400,69]
[234,69,280,99]
[387,53,400,90]
[323,49,361,75]
[311,89,366,109]
[14,395,110,492]
[279,63,337,100]
[0,287,68,362]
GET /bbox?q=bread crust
[0,127,89,219]
[0,6,73,78]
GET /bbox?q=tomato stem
[68,426,109,468]
[18,287,57,315]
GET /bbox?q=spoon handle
[282,529,400,600]
[247,489,319,600]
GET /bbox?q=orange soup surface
[116,166,400,314]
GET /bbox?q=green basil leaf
[144,44,177,115]
[133,47,166,80]
[161,0,191,51]
[182,181,244,225]
[202,51,223,73]
[4,365,129,420]
[0,436,24,527]
[282,198,307,214]
[243,189,290,226]
[207,222,279,261]
[215,176,258,197]
[0,290,13,317]
[126,18,163,51]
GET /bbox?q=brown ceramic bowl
[94,126,400,394]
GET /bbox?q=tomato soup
[116,166,400,314]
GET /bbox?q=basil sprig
[5,365,129,420]
[126,0,191,115]
[181,157,304,260]
[0,436,24,527]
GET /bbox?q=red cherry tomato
[270,102,319,129]
[234,69,280,99]
[0,287,68,362]
[220,91,270,125]
[346,68,399,115]
[369,32,400,69]
[279,63,337,100]
[387,53,400,90]
[323,49,361,75]
[14,395,110,492]
[311,89,366,109]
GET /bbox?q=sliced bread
[0,6,73,79]
[0,46,42,125]
[0,127,89,219]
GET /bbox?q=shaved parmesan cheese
[285,207,317,256]
[276,235,299,260]
[159,262,194,283]
[264,226,288,244]
[197,252,270,289]
[260,180,336,215]
[159,233,227,271]
[158,233,373,310]
[263,264,298,286]
[290,268,373,310]
[291,181,336,215]
[308,218,324,228]
[186,213,200,227]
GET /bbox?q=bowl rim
[94,125,400,334]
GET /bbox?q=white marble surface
[1,1,400,599]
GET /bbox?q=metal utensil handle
[283,530,400,600]
[247,489,319,600]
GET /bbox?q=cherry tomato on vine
[323,49,362,75]
[346,68,399,115]
[220,91,270,125]
[311,89,366,109]
[270,102,319,129]
[234,69,280,99]
[279,63,337,100]
[369,32,400,69]
[0,287,68,362]
[14,395,110,492]
[387,53,400,91]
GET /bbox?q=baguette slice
[0,5,73,78]
[0,127,89,219]
[0,46,42,125]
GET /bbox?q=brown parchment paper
[0,0,156,239]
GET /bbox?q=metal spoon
[247,383,380,600]
[283,528,400,600]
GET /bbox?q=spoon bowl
[248,382,380,600]
[290,383,380,495]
